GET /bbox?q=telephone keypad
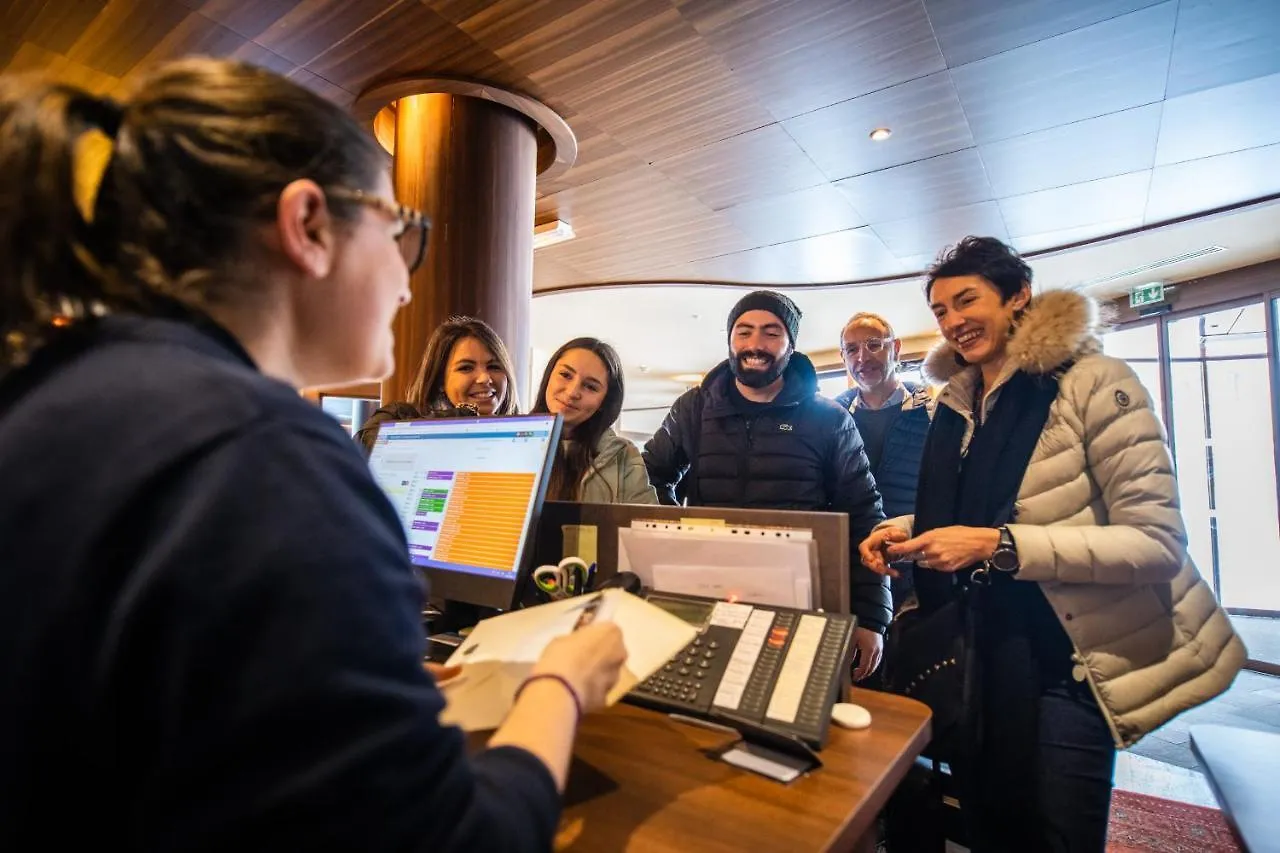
[632,628,729,712]
[626,599,855,750]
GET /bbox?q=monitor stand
[423,599,502,663]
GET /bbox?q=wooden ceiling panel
[782,70,974,183]
[1145,143,1280,224]
[523,7,773,163]
[1165,0,1280,98]
[870,200,1010,259]
[65,0,190,78]
[678,0,945,121]
[185,0,304,40]
[950,2,1175,144]
[120,12,248,87]
[981,103,1161,198]
[227,40,297,76]
[22,1,110,55]
[4,40,119,95]
[1155,72,1280,167]
[998,170,1151,237]
[534,166,754,279]
[1,0,1279,297]
[535,115,645,197]
[654,123,828,211]
[437,0,660,80]
[284,67,354,107]
[722,184,866,246]
[254,0,395,67]
[836,148,993,220]
[530,254,590,290]
[925,0,1162,67]
[2,1,50,58]
[303,1,520,95]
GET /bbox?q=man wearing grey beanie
[643,291,891,679]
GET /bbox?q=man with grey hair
[835,312,931,614]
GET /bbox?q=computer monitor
[368,414,562,610]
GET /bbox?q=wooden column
[385,93,538,407]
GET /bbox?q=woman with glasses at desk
[0,58,626,851]
[532,337,658,505]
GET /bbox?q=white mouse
[831,702,872,730]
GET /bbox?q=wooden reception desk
[546,688,932,852]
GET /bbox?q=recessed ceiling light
[869,127,892,142]
[533,219,575,249]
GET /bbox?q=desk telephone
[625,592,856,750]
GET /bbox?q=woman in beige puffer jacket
[862,237,1245,852]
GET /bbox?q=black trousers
[951,676,1116,852]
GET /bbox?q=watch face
[991,549,1019,572]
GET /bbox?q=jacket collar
[922,289,1106,416]
[592,427,628,460]
[702,351,819,417]
[97,312,259,370]
[838,380,930,413]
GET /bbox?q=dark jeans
[952,676,1116,853]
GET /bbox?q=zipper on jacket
[735,418,755,499]
[1071,648,1127,749]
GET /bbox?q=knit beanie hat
[726,290,802,346]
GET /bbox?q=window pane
[320,396,380,437]
[1166,302,1280,611]
[1102,323,1164,428]
[817,373,849,400]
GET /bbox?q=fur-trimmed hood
[923,289,1107,386]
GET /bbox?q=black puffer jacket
[642,354,891,633]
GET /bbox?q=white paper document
[437,589,697,732]
[618,525,816,609]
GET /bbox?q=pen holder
[532,556,595,601]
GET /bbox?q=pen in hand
[573,593,603,630]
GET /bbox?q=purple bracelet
[515,673,583,724]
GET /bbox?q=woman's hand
[859,527,910,576]
[423,662,463,685]
[531,621,627,713]
[885,526,1001,572]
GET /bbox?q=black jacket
[642,354,892,633]
[833,383,931,521]
[0,315,558,852]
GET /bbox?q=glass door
[1165,301,1280,613]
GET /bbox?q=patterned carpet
[1107,790,1241,852]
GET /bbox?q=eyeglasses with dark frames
[841,337,893,356]
[327,187,431,273]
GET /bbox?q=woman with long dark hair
[532,338,656,504]
[0,58,625,850]
[355,315,519,451]
[860,237,1244,851]
[403,315,519,416]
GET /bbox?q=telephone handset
[624,592,855,750]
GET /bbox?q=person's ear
[892,337,902,360]
[276,179,337,280]
[1010,283,1032,314]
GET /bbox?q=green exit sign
[1130,282,1166,308]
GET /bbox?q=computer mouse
[831,702,872,730]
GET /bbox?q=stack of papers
[437,590,697,731]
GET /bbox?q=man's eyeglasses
[328,187,431,273]
[842,338,893,356]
